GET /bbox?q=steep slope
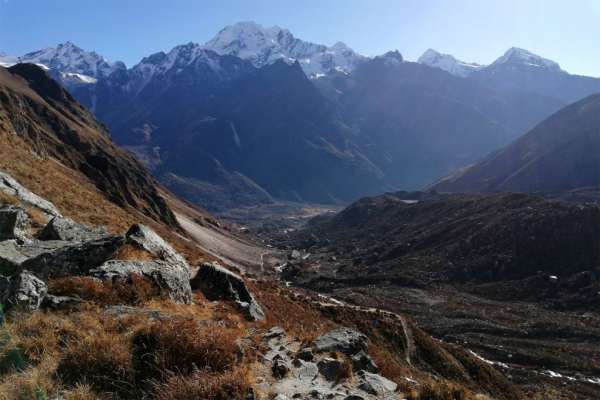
[0,63,177,227]
[470,47,600,104]
[73,48,387,209]
[322,54,564,189]
[432,93,600,193]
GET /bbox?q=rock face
[190,263,265,321]
[0,270,47,310]
[0,207,29,242]
[0,239,71,276]
[38,216,107,242]
[90,260,192,304]
[21,236,124,279]
[313,328,369,356]
[357,371,398,395]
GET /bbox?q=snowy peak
[17,42,125,79]
[0,52,17,67]
[203,21,365,78]
[418,49,483,77]
[491,47,562,72]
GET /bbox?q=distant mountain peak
[203,20,366,78]
[418,48,483,77]
[16,42,125,80]
[491,47,562,72]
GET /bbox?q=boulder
[295,347,314,362]
[90,259,192,304]
[264,326,286,340]
[0,207,29,242]
[0,171,60,217]
[357,371,397,395]
[191,263,265,321]
[313,328,368,356]
[0,239,70,276]
[125,224,188,269]
[38,217,107,242]
[351,351,379,373]
[21,236,124,279]
[317,357,348,382]
[0,270,47,311]
[272,355,291,379]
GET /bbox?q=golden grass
[153,368,251,400]
[48,275,161,306]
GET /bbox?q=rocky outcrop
[0,239,70,276]
[38,216,107,242]
[0,207,29,242]
[90,260,192,304]
[259,327,399,400]
[0,270,47,310]
[21,236,124,279]
[190,263,265,321]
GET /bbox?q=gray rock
[42,294,83,310]
[38,217,107,242]
[0,171,61,217]
[317,357,348,382]
[272,356,291,379]
[191,263,265,321]
[0,207,29,242]
[125,224,188,269]
[90,259,192,304]
[357,371,397,395]
[351,351,379,373]
[313,328,368,356]
[272,395,290,400]
[0,270,47,310]
[295,359,319,381]
[21,236,124,279]
[290,250,301,260]
[296,347,314,362]
[264,326,286,340]
[0,239,70,276]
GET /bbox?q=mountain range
[4,21,600,210]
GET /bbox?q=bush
[48,274,160,305]
[152,369,251,400]
[56,333,134,397]
[132,319,239,384]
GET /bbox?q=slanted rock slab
[125,224,188,269]
[0,171,61,217]
[357,370,397,395]
[90,259,192,304]
[191,262,265,321]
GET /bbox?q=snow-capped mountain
[16,42,125,80]
[203,21,366,78]
[490,47,562,72]
[0,52,17,68]
[418,49,483,77]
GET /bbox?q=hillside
[432,94,600,193]
[276,191,600,398]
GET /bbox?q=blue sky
[1,0,599,76]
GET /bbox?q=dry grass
[48,275,161,306]
[153,368,251,400]
[111,244,155,261]
[0,190,18,207]
[56,332,135,397]
[131,318,241,384]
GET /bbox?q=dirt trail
[176,212,269,272]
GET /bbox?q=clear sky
[1,0,599,76]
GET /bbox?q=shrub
[48,274,160,306]
[152,369,251,400]
[56,333,134,397]
[132,319,239,384]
